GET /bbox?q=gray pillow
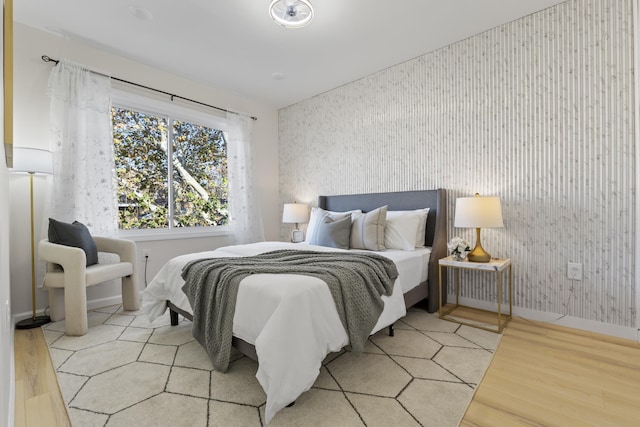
[350,206,387,251]
[305,207,359,243]
[48,218,99,266]
[309,213,352,249]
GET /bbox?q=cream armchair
[38,236,140,336]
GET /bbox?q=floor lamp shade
[454,195,504,262]
[12,147,53,174]
[12,147,53,329]
[282,203,309,243]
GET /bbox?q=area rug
[43,305,501,427]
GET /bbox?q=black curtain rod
[41,55,257,121]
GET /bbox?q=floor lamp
[12,147,53,329]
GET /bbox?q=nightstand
[438,256,512,333]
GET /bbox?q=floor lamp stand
[16,172,51,329]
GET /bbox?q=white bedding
[141,241,431,423]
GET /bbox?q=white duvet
[142,241,430,424]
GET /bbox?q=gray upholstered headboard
[318,189,448,313]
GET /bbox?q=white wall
[279,0,637,334]
[11,23,281,317]
[1,133,14,427]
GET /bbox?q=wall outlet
[142,249,151,259]
[567,262,583,280]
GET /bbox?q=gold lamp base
[15,172,52,329]
[468,227,491,262]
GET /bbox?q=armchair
[38,236,140,336]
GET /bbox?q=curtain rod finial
[41,55,59,64]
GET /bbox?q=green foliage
[112,107,229,230]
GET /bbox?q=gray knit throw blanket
[181,249,398,372]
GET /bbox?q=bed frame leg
[170,308,179,326]
[388,324,394,337]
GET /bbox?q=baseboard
[13,294,127,323]
[447,294,639,341]
[17,293,638,341]
[85,295,127,312]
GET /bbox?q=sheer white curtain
[226,112,264,244]
[47,59,117,235]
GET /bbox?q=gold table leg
[438,260,513,334]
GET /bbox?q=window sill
[116,227,231,242]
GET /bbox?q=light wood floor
[14,328,71,427]
[462,314,640,427]
[14,313,640,427]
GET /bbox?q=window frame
[112,88,230,240]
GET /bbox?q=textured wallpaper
[279,0,635,327]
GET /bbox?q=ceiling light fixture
[269,0,314,28]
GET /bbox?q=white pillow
[350,206,387,251]
[385,213,421,250]
[385,208,430,249]
[305,207,361,243]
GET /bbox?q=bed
[141,189,448,423]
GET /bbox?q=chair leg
[48,288,65,322]
[121,275,140,311]
[64,284,88,336]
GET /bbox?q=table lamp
[454,193,503,262]
[282,202,309,243]
[12,147,53,328]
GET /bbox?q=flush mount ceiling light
[269,0,314,28]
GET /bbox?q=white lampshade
[454,196,503,228]
[282,203,310,224]
[11,147,53,175]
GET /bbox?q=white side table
[438,256,513,333]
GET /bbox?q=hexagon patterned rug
[43,305,501,427]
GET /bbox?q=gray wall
[279,0,636,328]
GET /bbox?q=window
[112,91,228,234]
